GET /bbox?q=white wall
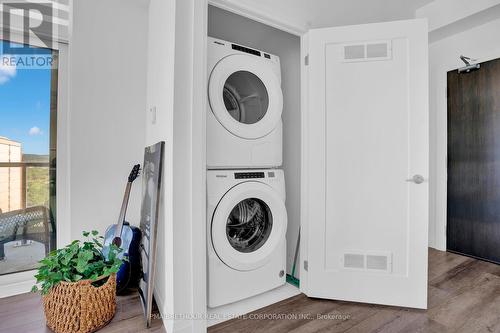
[207,5,302,278]
[68,0,148,240]
[146,0,207,332]
[423,4,500,249]
[0,0,149,300]
[416,0,500,31]
[145,0,176,331]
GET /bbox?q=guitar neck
[114,182,133,238]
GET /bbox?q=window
[0,40,58,275]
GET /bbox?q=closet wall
[208,5,301,277]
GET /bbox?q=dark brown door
[447,58,500,264]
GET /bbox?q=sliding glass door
[0,39,58,275]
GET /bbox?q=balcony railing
[0,161,55,275]
[0,162,51,211]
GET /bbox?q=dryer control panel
[209,37,280,65]
[235,172,265,179]
[231,43,273,61]
[231,44,262,57]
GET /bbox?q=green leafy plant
[31,230,124,295]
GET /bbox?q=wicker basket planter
[42,274,116,333]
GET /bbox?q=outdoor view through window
[0,40,57,275]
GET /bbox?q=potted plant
[32,230,124,333]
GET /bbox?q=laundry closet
[202,1,429,328]
[206,5,302,323]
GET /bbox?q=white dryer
[207,37,283,169]
[207,169,287,307]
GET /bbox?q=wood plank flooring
[2,249,500,332]
[209,249,500,333]
[0,291,164,333]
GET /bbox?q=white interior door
[301,19,429,308]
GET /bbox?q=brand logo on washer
[215,174,227,178]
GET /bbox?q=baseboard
[0,270,36,298]
[154,288,175,333]
[207,283,301,327]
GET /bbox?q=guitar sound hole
[113,237,122,247]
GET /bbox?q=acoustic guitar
[103,164,142,293]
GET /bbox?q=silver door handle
[406,175,425,184]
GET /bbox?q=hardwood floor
[2,249,500,332]
[209,249,500,333]
[0,291,164,333]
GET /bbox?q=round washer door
[209,54,283,139]
[211,181,287,271]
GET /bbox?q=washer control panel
[208,169,285,200]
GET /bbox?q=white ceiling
[214,0,435,32]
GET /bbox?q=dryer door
[209,54,283,139]
[211,181,287,271]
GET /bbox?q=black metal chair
[0,206,56,260]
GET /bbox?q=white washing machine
[207,37,283,169]
[207,169,287,307]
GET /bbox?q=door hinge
[304,260,308,271]
[304,54,309,66]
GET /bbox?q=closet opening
[205,4,302,326]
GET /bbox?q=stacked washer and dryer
[206,37,288,307]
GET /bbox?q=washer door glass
[226,198,272,253]
[211,181,287,271]
[223,71,269,125]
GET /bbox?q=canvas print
[138,141,164,327]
